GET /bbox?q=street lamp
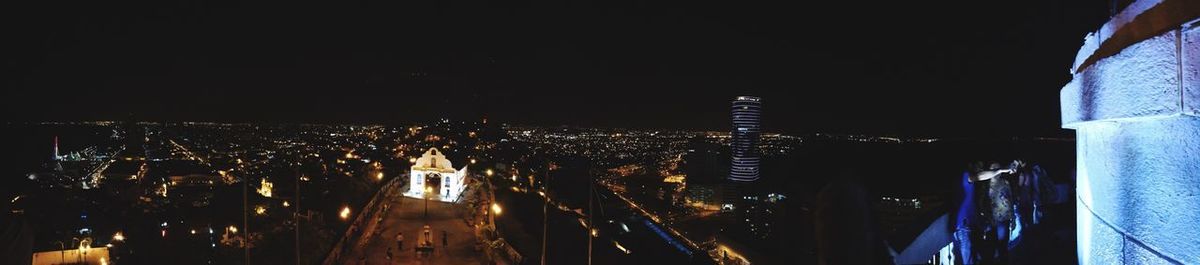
[55,241,65,264]
[491,203,502,216]
[424,186,432,220]
[70,238,80,263]
[79,237,91,263]
[112,232,125,241]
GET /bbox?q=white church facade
[405,148,468,202]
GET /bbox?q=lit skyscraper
[729,96,761,182]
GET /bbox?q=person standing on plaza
[396,232,404,250]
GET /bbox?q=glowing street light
[409,157,418,164]
[112,232,125,241]
[227,225,238,233]
[79,238,91,252]
[340,206,351,220]
[491,203,503,216]
[485,169,494,176]
[470,158,477,164]
[376,172,384,180]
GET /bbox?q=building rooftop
[412,147,456,172]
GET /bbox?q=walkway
[342,196,485,265]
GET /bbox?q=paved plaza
[342,195,485,265]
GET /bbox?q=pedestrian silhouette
[396,232,404,250]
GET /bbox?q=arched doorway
[425,173,442,197]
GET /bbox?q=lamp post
[70,237,80,264]
[295,171,301,265]
[485,171,498,233]
[243,175,249,265]
[424,186,432,220]
[587,171,593,265]
[79,237,91,264]
[55,241,65,264]
[112,232,125,262]
[540,164,550,265]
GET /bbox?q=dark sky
[5,0,1109,137]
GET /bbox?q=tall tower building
[725,96,775,240]
[53,136,60,161]
[729,96,761,182]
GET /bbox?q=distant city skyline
[4,0,1111,137]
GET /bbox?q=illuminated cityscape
[4,0,1197,265]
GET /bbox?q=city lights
[614,241,632,254]
[12,0,1184,262]
[662,175,685,183]
[257,178,273,197]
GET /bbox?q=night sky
[6,0,1109,136]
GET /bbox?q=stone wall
[1061,0,1199,263]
